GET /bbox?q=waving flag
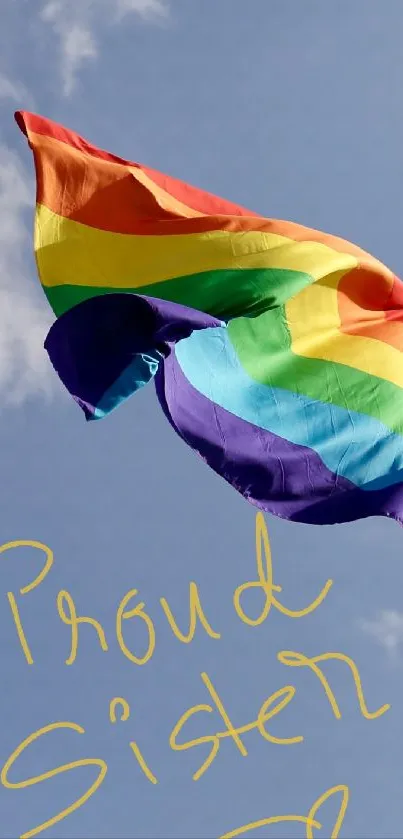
[16,110,403,525]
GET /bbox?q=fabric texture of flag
[15,110,403,525]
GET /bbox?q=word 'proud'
[3,513,333,665]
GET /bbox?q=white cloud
[0,73,33,106]
[115,0,168,19]
[0,144,54,405]
[360,610,403,659]
[40,0,169,96]
[40,2,97,98]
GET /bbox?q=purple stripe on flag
[44,293,221,414]
[155,352,403,526]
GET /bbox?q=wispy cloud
[115,0,168,20]
[0,144,54,405]
[40,0,169,96]
[360,610,403,660]
[40,2,97,98]
[0,73,34,108]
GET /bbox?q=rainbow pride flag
[16,111,403,525]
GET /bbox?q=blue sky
[1,2,403,837]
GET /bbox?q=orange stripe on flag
[338,268,403,352]
[15,110,257,219]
